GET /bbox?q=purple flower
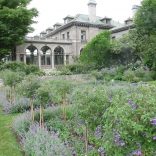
[142,134,148,138]
[132,150,142,155]
[150,117,156,126]
[136,142,141,149]
[119,140,125,146]
[109,97,113,101]
[85,121,88,125]
[72,150,77,156]
[153,136,156,140]
[128,99,136,110]
[94,125,102,137]
[94,117,97,120]
[114,134,120,142]
[98,147,105,155]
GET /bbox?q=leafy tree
[0,0,38,60]
[112,33,140,66]
[80,30,115,69]
[134,0,156,70]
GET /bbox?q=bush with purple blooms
[101,84,156,155]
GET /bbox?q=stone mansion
[14,0,140,70]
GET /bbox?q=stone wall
[40,74,93,81]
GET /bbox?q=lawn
[0,107,23,156]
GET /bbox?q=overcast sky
[27,0,142,37]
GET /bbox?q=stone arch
[54,46,64,65]
[26,45,38,65]
[40,46,52,65]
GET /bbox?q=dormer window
[63,15,74,24]
[106,19,111,24]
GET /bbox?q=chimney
[88,0,97,22]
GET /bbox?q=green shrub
[134,68,145,79]
[0,61,45,75]
[91,70,103,80]
[114,74,123,81]
[0,61,26,72]
[150,71,156,80]
[101,85,156,155]
[123,69,135,82]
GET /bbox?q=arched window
[26,45,38,65]
[54,46,64,65]
[40,46,51,65]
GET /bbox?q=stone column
[16,53,20,61]
[51,52,54,69]
[64,54,66,65]
[24,54,26,63]
[38,53,41,69]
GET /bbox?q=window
[62,34,65,39]
[81,31,86,40]
[67,32,70,39]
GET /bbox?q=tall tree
[0,0,38,60]
[112,33,140,66]
[134,0,156,70]
[80,30,115,69]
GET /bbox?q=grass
[0,107,23,156]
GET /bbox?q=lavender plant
[22,123,72,156]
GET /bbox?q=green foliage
[80,30,114,68]
[1,69,25,87]
[134,0,156,70]
[50,78,73,95]
[36,86,51,105]
[150,71,156,80]
[72,85,110,130]
[123,70,135,82]
[134,68,145,79]
[0,61,26,71]
[102,85,156,155]
[0,0,38,59]
[112,33,139,66]
[134,0,156,36]
[18,74,41,99]
[91,70,103,80]
[0,61,45,75]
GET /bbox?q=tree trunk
[11,45,16,61]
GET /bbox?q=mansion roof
[44,14,122,37]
